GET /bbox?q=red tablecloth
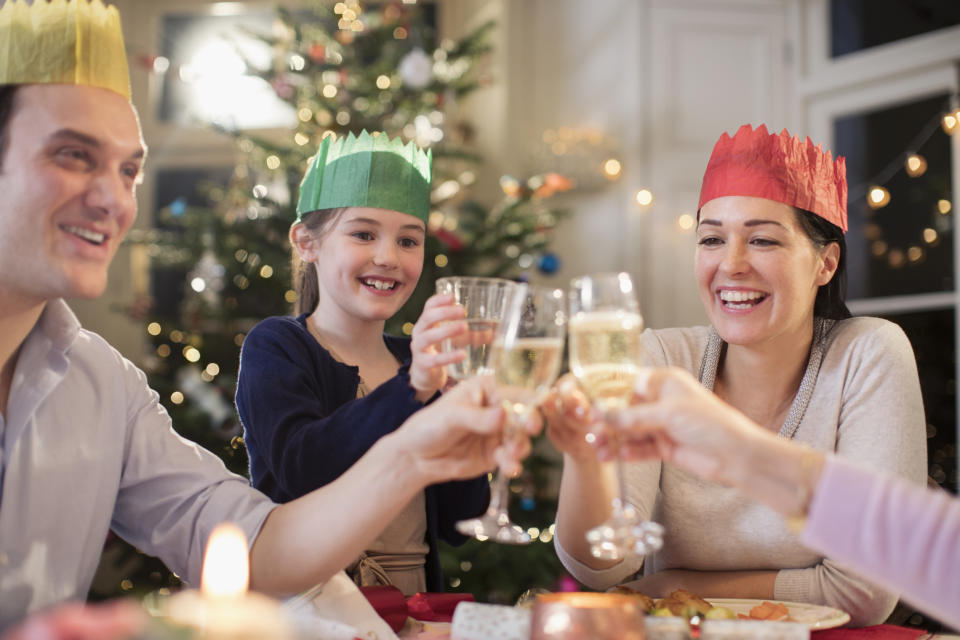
[812,626,927,639]
[360,586,474,632]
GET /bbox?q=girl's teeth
[364,279,396,290]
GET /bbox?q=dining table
[394,622,960,640]
[359,588,959,640]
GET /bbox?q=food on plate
[654,589,713,616]
[613,586,739,619]
[704,606,736,619]
[738,601,792,621]
[610,586,655,612]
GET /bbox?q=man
[0,0,520,631]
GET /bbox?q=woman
[546,124,927,626]
[611,366,958,630]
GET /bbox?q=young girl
[236,131,488,596]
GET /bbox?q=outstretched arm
[546,375,655,588]
[248,376,532,596]
[611,367,960,628]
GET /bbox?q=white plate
[706,599,850,630]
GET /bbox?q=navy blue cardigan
[235,314,489,591]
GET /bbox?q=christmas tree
[98,0,577,604]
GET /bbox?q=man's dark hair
[0,85,21,170]
[794,207,852,320]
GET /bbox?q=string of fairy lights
[581,95,960,259]
[853,94,959,269]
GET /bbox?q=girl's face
[695,196,838,351]
[310,206,426,323]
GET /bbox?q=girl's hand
[409,293,467,402]
[542,374,605,463]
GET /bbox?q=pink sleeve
[802,455,960,628]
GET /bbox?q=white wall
[448,0,794,329]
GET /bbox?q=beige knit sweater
[555,317,928,626]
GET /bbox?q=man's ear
[289,223,318,262]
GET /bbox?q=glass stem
[613,458,628,517]
[487,404,525,516]
[487,470,510,515]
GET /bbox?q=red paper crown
[698,124,848,232]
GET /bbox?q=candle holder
[530,592,647,640]
[147,523,295,640]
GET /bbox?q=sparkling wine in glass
[568,272,664,560]
[456,284,566,544]
[435,277,519,381]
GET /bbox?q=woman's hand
[409,293,467,402]
[397,376,541,484]
[542,374,606,463]
[604,367,774,487]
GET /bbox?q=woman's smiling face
[695,195,838,350]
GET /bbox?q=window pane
[151,167,233,314]
[831,0,960,58]
[880,308,957,492]
[834,93,954,299]
[159,10,295,129]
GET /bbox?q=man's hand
[396,376,540,484]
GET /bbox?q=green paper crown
[296,131,432,222]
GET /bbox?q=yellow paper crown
[0,0,130,99]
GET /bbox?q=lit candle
[162,523,295,640]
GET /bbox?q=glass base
[585,506,664,560]
[456,511,532,545]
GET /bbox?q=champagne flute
[435,277,519,380]
[568,272,664,560]
[456,284,567,544]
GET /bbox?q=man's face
[0,84,145,306]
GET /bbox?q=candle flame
[201,523,249,598]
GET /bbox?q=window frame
[799,0,960,490]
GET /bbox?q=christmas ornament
[531,173,574,199]
[176,367,234,428]
[270,75,294,99]
[187,249,226,306]
[433,228,464,251]
[169,197,187,217]
[308,43,325,63]
[537,253,560,275]
[500,175,524,198]
[533,127,618,191]
[398,47,432,89]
